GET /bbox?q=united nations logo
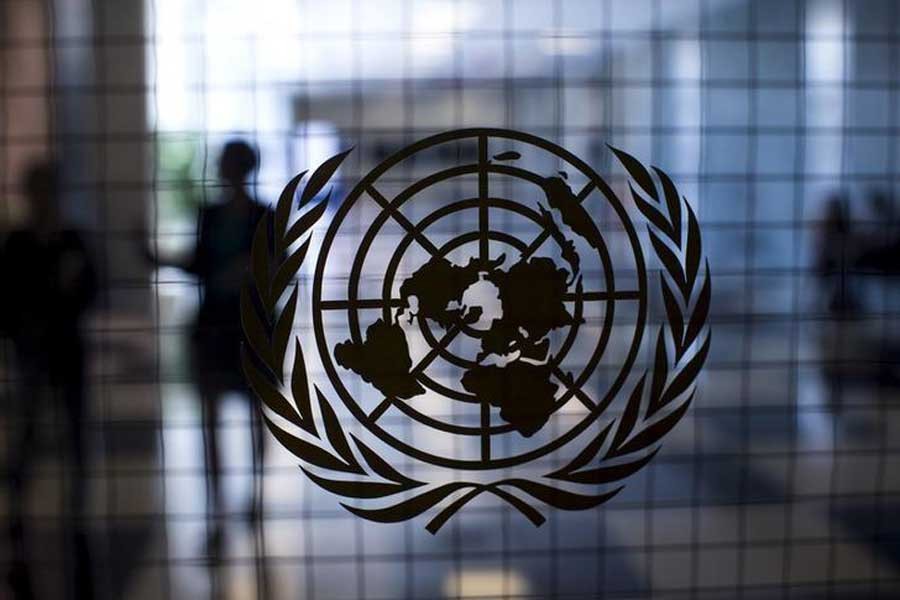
[241,128,710,532]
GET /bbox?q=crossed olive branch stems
[240,144,710,533]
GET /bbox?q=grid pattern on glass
[1,0,900,598]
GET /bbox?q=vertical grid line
[350,3,367,598]
[478,133,489,264]
[735,1,760,597]
[299,7,316,600]
[874,2,900,597]
[147,0,173,595]
[827,2,851,598]
[781,1,807,597]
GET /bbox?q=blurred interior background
[2,0,900,598]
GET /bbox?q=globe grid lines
[338,199,631,432]
[318,289,640,312]
[310,128,648,470]
[339,198,619,443]
[242,133,708,528]
[373,194,614,394]
[319,154,636,463]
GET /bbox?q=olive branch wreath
[240,146,710,533]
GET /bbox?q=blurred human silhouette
[144,140,269,554]
[814,192,857,414]
[815,190,900,411]
[816,192,858,315]
[855,189,900,386]
[857,189,900,275]
[3,160,97,599]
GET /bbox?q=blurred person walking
[3,160,97,599]
[817,192,858,315]
[144,140,269,554]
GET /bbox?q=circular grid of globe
[312,131,646,469]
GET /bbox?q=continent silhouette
[334,319,425,399]
[465,257,576,434]
[541,175,605,252]
[336,253,578,436]
[400,255,503,327]
[536,204,580,283]
[489,257,575,342]
[461,362,558,437]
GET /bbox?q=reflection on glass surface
[2,0,900,598]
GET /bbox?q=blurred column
[804,0,847,197]
[1,0,52,229]
[3,0,150,310]
[658,21,701,203]
[54,0,151,311]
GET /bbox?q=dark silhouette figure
[3,161,97,599]
[857,189,900,275]
[145,140,268,553]
[854,189,900,386]
[814,189,900,411]
[815,192,856,413]
[817,192,858,314]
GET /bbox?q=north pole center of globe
[457,272,503,332]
